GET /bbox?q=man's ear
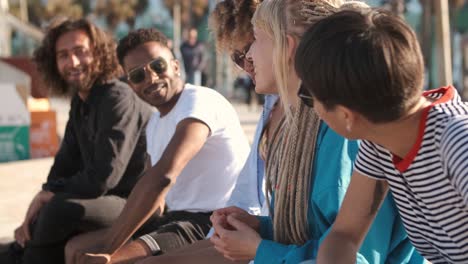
[336,105,357,130]
[171,59,181,76]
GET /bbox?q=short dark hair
[117,28,170,66]
[295,9,424,123]
[33,18,121,96]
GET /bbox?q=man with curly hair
[0,18,152,264]
[65,28,250,264]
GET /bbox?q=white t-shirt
[355,86,468,263]
[146,84,250,213]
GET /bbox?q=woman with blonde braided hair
[208,0,424,263]
[136,1,424,263]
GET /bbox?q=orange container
[30,110,59,158]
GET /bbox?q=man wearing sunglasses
[67,28,250,264]
[0,19,153,264]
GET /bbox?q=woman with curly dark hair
[211,0,265,108]
[34,18,122,96]
[1,18,152,264]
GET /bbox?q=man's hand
[15,191,54,247]
[210,215,261,261]
[14,225,28,248]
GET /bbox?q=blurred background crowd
[1,0,468,99]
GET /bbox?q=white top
[146,84,250,213]
[227,94,278,216]
[354,86,468,263]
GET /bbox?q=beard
[62,65,96,96]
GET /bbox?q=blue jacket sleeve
[254,123,358,263]
[257,216,274,240]
[255,239,318,263]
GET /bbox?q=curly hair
[209,0,262,52]
[33,18,121,96]
[117,28,170,67]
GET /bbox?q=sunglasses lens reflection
[298,85,314,108]
[129,69,146,84]
[128,58,168,84]
[150,58,168,75]
[232,52,245,69]
[301,96,314,108]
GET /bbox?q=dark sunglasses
[231,43,252,70]
[297,83,314,108]
[127,57,168,84]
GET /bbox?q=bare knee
[65,235,81,264]
[134,256,163,264]
[64,229,108,264]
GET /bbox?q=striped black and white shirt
[354,86,468,263]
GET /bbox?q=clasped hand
[210,206,262,261]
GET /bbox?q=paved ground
[0,97,261,241]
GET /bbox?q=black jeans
[22,193,126,264]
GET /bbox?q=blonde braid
[261,0,365,246]
[267,103,320,244]
[287,0,343,38]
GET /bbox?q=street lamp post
[19,0,28,22]
[434,0,453,86]
[0,0,12,56]
[420,0,433,88]
[173,1,181,58]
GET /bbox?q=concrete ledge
[0,158,52,239]
[0,100,261,240]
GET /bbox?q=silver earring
[346,123,352,132]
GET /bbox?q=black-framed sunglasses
[297,83,314,108]
[230,43,252,70]
[127,57,168,84]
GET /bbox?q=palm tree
[44,0,83,21]
[8,0,83,27]
[381,0,406,17]
[163,0,209,30]
[10,0,149,32]
[94,0,149,32]
[419,0,466,90]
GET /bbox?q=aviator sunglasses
[127,57,168,84]
[231,43,252,70]
[297,83,315,108]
